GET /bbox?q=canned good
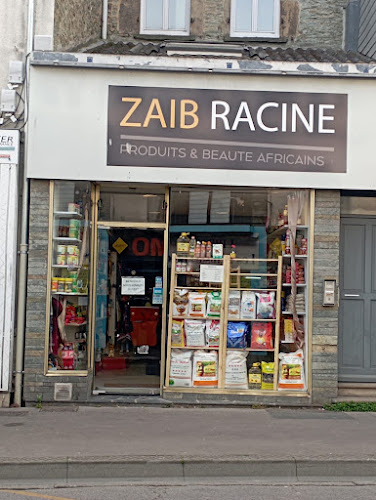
[66,245,78,256]
[67,255,79,267]
[56,245,66,255]
[56,254,67,266]
[58,278,65,292]
[65,278,73,293]
[51,278,59,292]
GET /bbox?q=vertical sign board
[108,86,347,173]
[0,130,19,391]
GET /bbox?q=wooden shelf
[176,257,223,261]
[52,265,79,269]
[65,322,87,326]
[227,348,275,352]
[227,318,276,322]
[282,311,306,315]
[174,286,222,290]
[176,271,200,276]
[171,346,219,350]
[229,288,277,292]
[283,283,306,287]
[267,225,308,240]
[172,316,220,321]
[54,211,82,219]
[54,237,82,243]
[229,273,277,277]
[282,254,307,258]
[52,292,88,296]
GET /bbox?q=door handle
[344,294,360,297]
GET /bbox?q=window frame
[230,0,280,38]
[140,0,191,36]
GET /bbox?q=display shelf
[283,283,306,287]
[229,273,278,277]
[228,288,278,292]
[65,322,87,326]
[282,311,306,315]
[172,316,220,321]
[227,348,275,352]
[53,237,82,243]
[282,254,307,258]
[174,286,222,290]
[171,346,220,350]
[54,211,82,219]
[226,318,276,322]
[52,265,79,269]
[176,257,224,261]
[176,271,200,276]
[267,225,308,240]
[52,292,88,296]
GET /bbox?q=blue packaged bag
[227,322,247,349]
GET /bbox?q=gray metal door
[339,217,376,382]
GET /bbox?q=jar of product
[230,245,237,259]
[249,362,262,389]
[58,278,66,293]
[176,261,182,272]
[181,261,187,272]
[206,241,212,258]
[300,238,308,255]
[200,241,206,258]
[65,278,73,293]
[56,254,67,266]
[176,232,190,256]
[51,278,59,292]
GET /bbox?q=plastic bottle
[189,236,196,257]
[206,241,212,258]
[177,232,190,256]
[194,241,201,258]
[248,362,262,389]
[200,241,206,258]
[230,244,237,259]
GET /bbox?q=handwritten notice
[199,264,224,283]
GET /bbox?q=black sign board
[107,86,347,173]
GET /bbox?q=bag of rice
[188,292,206,318]
[207,291,221,318]
[256,292,275,319]
[261,361,274,390]
[250,322,273,350]
[278,350,306,390]
[228,290,241,319]
[227,322,247,349]
[206,319,220,347]
[169,349,192,387]
[192,350,218,387]
[241,291,256,319]
[184,319,206,347]
[173,289,189,317]
[225,351,248,389]
[171,319,185,347]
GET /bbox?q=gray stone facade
[105,0,344,49]
[24,183,341,406]
[54,0,102,51]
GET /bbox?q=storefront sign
[108,86,347,173]
[121,276,145,295]
[199,264,224,283]
[0,130,19,165]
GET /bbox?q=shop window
[98,184,166,224]
[167,187,311,394]
[230,0,280,38]
[140,0,191,35]
[47,181,92,372]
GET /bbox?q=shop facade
[23,51,376,405]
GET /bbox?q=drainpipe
[14,0,34,407]
[102,0,108,40]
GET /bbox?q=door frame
[90,184,170,395]
[339,215,376,382]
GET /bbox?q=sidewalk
[1,405,376,486]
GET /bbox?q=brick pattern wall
[311,190,340,404]
[54,0,102,51]
[24,180,92,404]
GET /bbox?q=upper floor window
[140,0,191,35]
[231,0,280,38]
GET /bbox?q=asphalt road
[2,483,376,500]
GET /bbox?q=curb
[1,456,376,484]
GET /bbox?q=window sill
[225,36,288,43]
[134,34,196,41]
[45,370,89,377]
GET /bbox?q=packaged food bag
[241,291,256,319]
[261,361,274,390]
[184,319,206,347]
[188,292,206,318]
[207,291,221,318]
[169,349,193,387]
[256,292,275,319]
[171,319,185,347]
[173,289,189,317]
[278,350,306,390]
[206,319,220,347]
[250,322,273,350]
[228,291,241,319]
[227,322,247,349]
[225,351,248,389]
[192,350,218,387]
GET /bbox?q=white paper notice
[199,264,224,283]
[121,276,145,295]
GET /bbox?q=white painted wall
[27,64,376,190]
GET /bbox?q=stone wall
[54,0,102,51]
[24,180,92,404]
[105,0,344,48]
[311,190,340,404]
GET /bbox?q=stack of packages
[285,292,305,312]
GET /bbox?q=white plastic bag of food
[172,289,189,317]
[171,319,185,347]
[205,319,220,347]
[228,290,241,319]
[278,349,306,391]
[188,292,206,318]
[184,319,206,347]
[256,292,275,319]
[241,291,256,319]
[207,291,221,318]
[192,350,218,387]
[225,351,248,389]
[169,349,193,387]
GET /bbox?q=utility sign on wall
[107,86,347,173]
